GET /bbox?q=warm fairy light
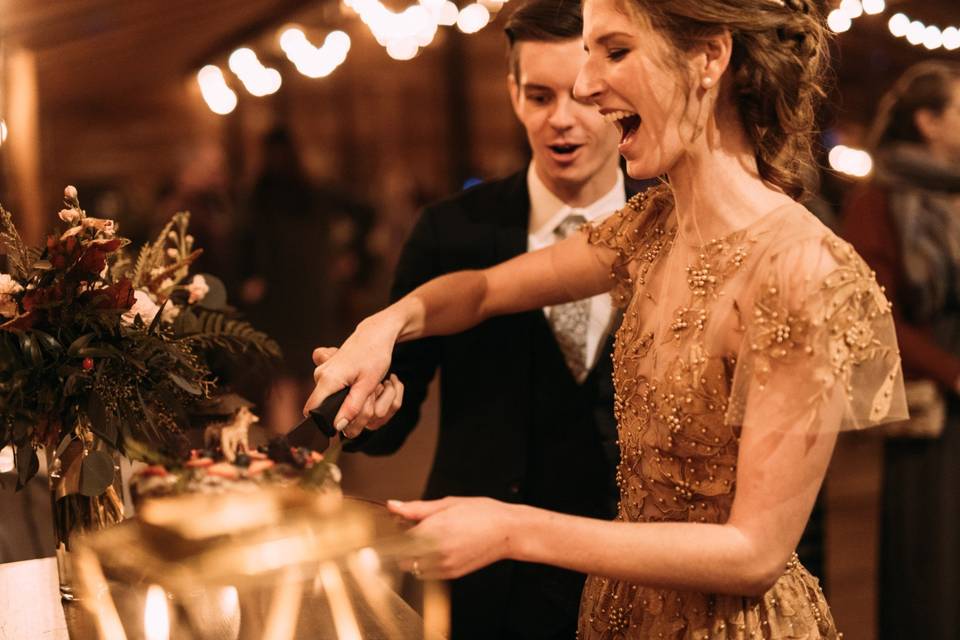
[829,145,873,178]
[228,48,260,76]
[827,9,852,34]
[386,37,419,60]
[882,10,960,52]
[834,3,959,54]
[888,13,909,37]
[906,20,926,46]
[457,3,491,34]
[838,0,863,20]
[197,65,238,115]
[281,28,351,78]
[944,27,960,51]
[228,48,281,96]
[923,25,944,51]
[861,0,884,15]
[144,585,170,640]
[438,1,460,26]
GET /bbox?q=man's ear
[508,73,522,118]
[694,29,733,87]
[914,108,939,144]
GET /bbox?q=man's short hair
[504,0,583,82]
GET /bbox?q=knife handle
[307,387,351,437]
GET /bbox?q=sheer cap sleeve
[585,184,674,309]
[726,233,908,434]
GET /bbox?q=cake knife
[284,387,350,451]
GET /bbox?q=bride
[305,0,907,636]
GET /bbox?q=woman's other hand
[387,497,520,580]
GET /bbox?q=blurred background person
[842,60,960,640]
[241,126,375,429]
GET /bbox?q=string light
[344,0,506,59]
[280,27,351,78]
[888,12,960,52]
[887,13,909,37]
[830,1,960,53]
[944,27,960,51]
[827,10,852,34]
[906,20,926,46]
[839,0,863,20]
[197,65,238,115]
[829,145,873,178]
[198,0,509,113]
[228,48,282,96]
[457,3,491,34]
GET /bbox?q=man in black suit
[334,1,629,637]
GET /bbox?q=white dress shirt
[527,164,626,372]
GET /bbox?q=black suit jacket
[346,171,627,639]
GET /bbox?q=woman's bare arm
[391,389,837,596]
[304,231,613,422]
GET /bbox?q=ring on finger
[411,558,422,578]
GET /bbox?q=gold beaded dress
[576,186,907,639]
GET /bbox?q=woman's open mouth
[603,110,641,147]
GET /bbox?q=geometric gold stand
[72,489,448,639]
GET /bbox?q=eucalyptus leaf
[67,333,96,357]
[168,372,202,395]
[31,330,62,354]
[76,347,115,359]
[79,450,115,497]
[18,333,42,367]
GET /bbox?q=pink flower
[187,275,209,304]
[81,217,116,238]
[160,303,181,323]
[0,273,23,317]
[58,208,82,224]
[122,289,161,325]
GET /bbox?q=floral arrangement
[0,187,279,497]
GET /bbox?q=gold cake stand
[70,490,448,639]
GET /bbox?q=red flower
[80,278,135,311]
[74,239,121,279]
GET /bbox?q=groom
[343,1,631,637]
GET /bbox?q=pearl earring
[702,77,713,89]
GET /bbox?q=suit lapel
[493,172,531,262]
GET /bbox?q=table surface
[0,557,90,640]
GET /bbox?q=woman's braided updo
[615,0,831,200]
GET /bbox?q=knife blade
[284,387,350,451]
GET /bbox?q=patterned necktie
[547,212,590,383]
